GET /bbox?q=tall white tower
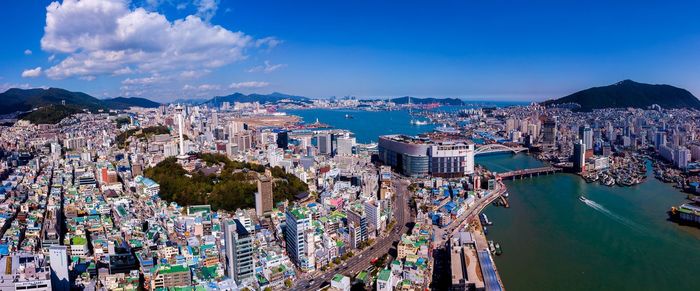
[176,105,188,159]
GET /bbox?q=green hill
[542,80,700,111]
[20,105,83,124]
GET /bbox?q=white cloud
[255,36,282,49]
[195,0,219,22]
[24,49,32,55]
[79,75,96,81]
[197,83,220,90]
[41,0,255,80]
[48,54,56,62]
[229,81,269,89]
[122,75,167,85]
[247,60,286,73]
[21,67,42,78]
[180,69,210,79]
[113,67,134,75]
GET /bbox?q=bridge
[474,144,528,156]
[496,166,562,180]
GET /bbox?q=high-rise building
[579,126,593,151]
[233,132,252,152]
[255,174,273,217]
[655,131,667,148]
[674,147,691,169]
[346,209,367,244]
[49,246,69,291]
[542,118,558,145]
[285,206,314,271]
[276,130,289,150]
[336,134,356,156]
[317,133,334,156]
[364,200,382,234]
[223,219,254,284]
[573,140,586,172]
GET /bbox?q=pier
[497,166,562,180]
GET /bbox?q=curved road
[293,177,413,290]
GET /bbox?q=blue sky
[1,0,699,102]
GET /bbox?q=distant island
[542,80,700,111]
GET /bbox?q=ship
[495,243,503,256]
[668,203,700,226]
[410,119,429,126]
[488,240,496,254]
[480,213,493,225]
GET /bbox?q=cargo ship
[668,203,700,226]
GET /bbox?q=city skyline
[2,0,700,102]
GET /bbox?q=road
[293,177,414,290]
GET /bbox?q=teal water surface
[284,109,436,143]
[478,154,700,290]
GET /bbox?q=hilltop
[542,80,700,111]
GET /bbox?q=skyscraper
[255,174,273,217]
[542,118,558,145]
[223,219,254,284]
[49,246,69,291]
[579,126,593,151]
[573,140,586,173]
[317,133,334,156]
[276,130,289,150]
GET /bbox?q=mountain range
[388,96,464,105]
[542,80,700,111]
[0,88,161,115]
[202,92,311,106]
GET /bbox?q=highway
[293,177,414,290]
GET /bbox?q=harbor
[479,153,700,291]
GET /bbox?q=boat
[480,213,493,225]
[488,240,496,254]
[579,196,588,203]
[344,114,353,119]
[495,243,503,255]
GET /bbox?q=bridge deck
[497,166,561,178]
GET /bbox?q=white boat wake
[580,196,649,234]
